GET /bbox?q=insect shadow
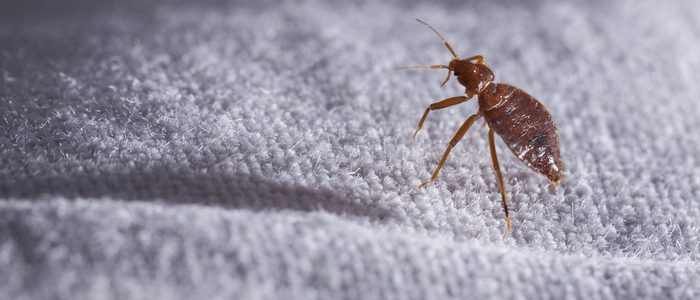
[0,167,393,222]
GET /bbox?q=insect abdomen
[479,84,564,183]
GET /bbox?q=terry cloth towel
[1,0,700,299]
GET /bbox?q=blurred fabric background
[1,0,700,299]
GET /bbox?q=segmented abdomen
[480,83,564,183]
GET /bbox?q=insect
[402,19,564,236]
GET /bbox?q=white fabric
[1,1,700,299]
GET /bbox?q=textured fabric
[2,1,700,299]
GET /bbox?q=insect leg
[488,128,512,237]
[418,113,481,188]
[413,96,470,139]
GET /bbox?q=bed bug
[402,19,564,236]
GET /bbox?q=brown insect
[403,19,564,235]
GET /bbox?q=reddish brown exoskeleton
[402,19,564,236]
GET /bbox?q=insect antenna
[396,64,452,88]
[413,19,458,87]
[396,64,453,88]
[396,64,450,70]
[415,19,459,60]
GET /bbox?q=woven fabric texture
[1,0,700,299]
